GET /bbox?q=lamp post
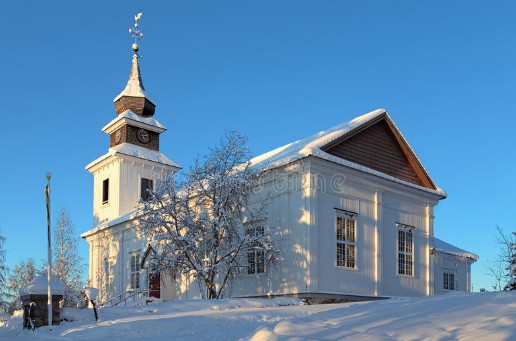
[84,286,99,321]
[45,172,52,330]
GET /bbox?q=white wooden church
[81,26,477,304]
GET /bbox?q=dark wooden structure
[20,293,63,327]
[322,113,437,190]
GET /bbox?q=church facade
[81,28,477,304]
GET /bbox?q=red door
[149,273,161,298]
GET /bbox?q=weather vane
[129,12,143,53]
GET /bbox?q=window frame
[397,224,415,277]
[140,177,154,202]
[130,251,141,290]
[246,222,266,275]
[103,257,115,293]
[335,211,357,270]
[443,271,456,291]
[102,178,109,204]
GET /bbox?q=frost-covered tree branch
[504,231,516,291]
[6,258,40,313]
[139,131,278,299]
[51,208,85,306]
[0,233,8,314]
[486,226,516,291]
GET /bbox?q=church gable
[321,116,435,189]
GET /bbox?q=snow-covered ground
[1,292,515,340]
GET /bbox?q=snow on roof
[113,54,154,103]
[113,143,181,168]
[86,143,181,170]
[19,275,65,296]
[250,108,446,197]
[141,241,160,268]
[81,206,142,238]
[102,109,166,132]
[103,206,140,228]
[251,109,385,170]
[433,237,479,261]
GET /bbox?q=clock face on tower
[137,128,150,144]
[114,130,122,144]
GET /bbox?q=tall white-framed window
[336,211,356,269]
[130,251,141,290]
[443,271,456,290]
[246,222,266,275]
[103,257,115,293]
[397,223,414,276]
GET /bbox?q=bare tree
[504,232,516,291]
[139,131,277,299]
[0,233,8,314]
[93,229,116,303]
[486,226,516,291]
[52,208,85,307]
[6,258,39,313]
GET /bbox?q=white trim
[334,211,358,270]
[138,176,154,202]
[334,207,358,217]
[396,222,416,231]
[102,115,166,135]
[129,250,142,290]
[86,143,181,172]
[102,177,110,205]
[442,270,457,291]
[396,228,414,277]
[246,222,267,275]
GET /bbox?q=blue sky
[1,1,515,292]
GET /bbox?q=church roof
[86,142,181,171]
[113,30,156,117]
[102,109,166,134]
[81,207,142,238]
[433,237,479,261]
[251,109,446,198]
[113,54,153,103]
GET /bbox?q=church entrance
[149,273,160,299]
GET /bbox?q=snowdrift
[1,292,515,340]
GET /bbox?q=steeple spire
[114,13,156,117]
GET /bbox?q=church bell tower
[86,13,181,226]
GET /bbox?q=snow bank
[211,297,304,311]
[250,292,516,341]
[1,293,515,340]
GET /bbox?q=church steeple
[103,13,165,151]
[113,13,156,117]
[86,12,181,230]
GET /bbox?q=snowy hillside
[1,292,515,340]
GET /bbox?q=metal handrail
[98,289,149,308]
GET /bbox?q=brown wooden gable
[322,115,436,189]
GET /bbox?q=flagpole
[45,172,52,331]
